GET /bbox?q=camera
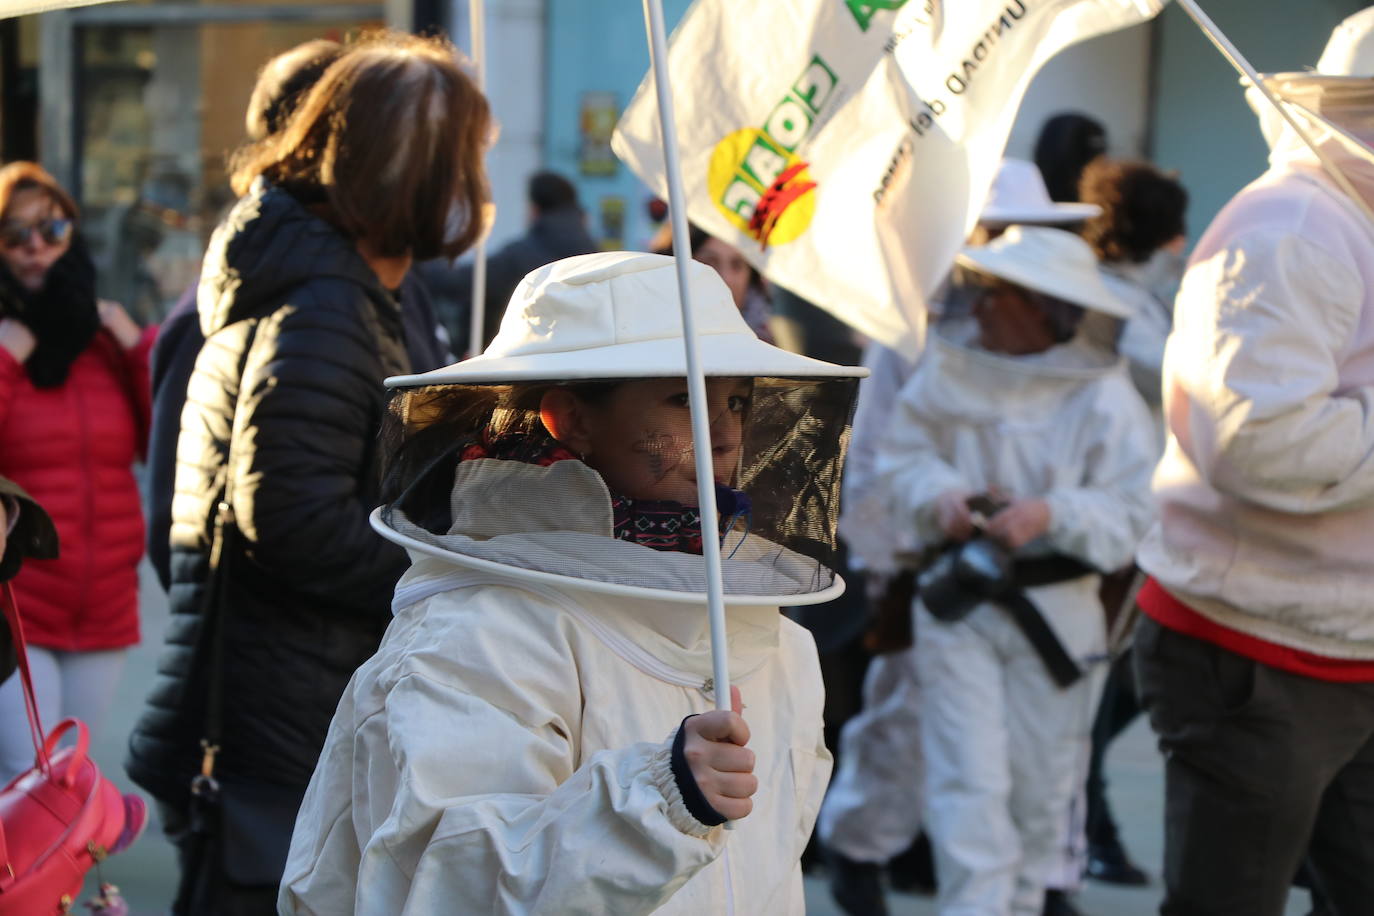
[918,536,1014,622]
[918,493,1013,622]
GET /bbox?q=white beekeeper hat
[1261,7,1374,92]
[955,225,1134,320]
[386,251,863,388]
[1242,8,1374,158]
[1247,8,1374,123]
[978,158,1101,226]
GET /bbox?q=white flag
[1,0,120,16]
[613,0,1167,357]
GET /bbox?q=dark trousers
[159,801,281,916]
[1086,647,1142,848]
[1134,616,1374,916]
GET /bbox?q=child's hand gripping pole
[682,687,758,824]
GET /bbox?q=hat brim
[979,202,1101,226]
[1258,70,1374,91]
[387,332,868,388]
[955,248,1133,320]
[371,508,850,606]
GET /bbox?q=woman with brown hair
[123,32,491,914]
[0,162,153,786]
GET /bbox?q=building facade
[4,0,1367,324]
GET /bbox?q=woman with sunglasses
[0,161,154,784]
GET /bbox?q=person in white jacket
[1134,9,1374,914]
[821,159,1103,916]
[877,227,1154,915]
[278,251,866,915]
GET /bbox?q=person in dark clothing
[146,40,341,593]
[0,476,58,682]
[1032,113,1107,204]
[148,281,447,591]
[124,33,491,915]
[417,169,599,355]
[145,40,454,592]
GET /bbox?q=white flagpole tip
[640,0,734,714]
[467,0,489,358]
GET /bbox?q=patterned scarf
[461,432,749,555]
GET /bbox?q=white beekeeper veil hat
[387,251,862,387]
[955,225,1134,320]
[978,158,1101,226]
[373,250,865,605]
[1247,7,1374,152]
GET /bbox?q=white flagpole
[467,0,489,357]
[641,0,732,714]
[1176,0,1374,224]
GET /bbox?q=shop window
[75,17,380,321]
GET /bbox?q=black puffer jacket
[126,181,410,807]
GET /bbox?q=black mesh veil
[377,376,860,600]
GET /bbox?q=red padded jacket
[0,326,154,650]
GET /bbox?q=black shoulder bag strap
[188,319,261,814]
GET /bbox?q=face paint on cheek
[632,432,687,483]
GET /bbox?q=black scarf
[0,234,102,389]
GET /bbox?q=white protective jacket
[875,320,1155,633]
[1103,260,1173,410]
[1137,115,1374,658]
[279,458,832,915]
[838,342,918,575]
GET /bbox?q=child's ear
[539,388,594,457]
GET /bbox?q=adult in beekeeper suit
[278,251,869,914]
[1134,8,1374,914]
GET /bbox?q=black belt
[995,555,1095,688]
[994,590,1085,688]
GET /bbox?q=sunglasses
[0,217,73,250]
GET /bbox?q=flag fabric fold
[613,0,1167,357]
[1,0,120,17]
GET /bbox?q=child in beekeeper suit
[874,226,1155,915]
[278,251,867,915]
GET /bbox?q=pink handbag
[0,584,143,915]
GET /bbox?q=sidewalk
[801,704,1312,915]
[83,563,1314,915]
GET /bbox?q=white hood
[918,317,1123,422]
[870,314,1154,577]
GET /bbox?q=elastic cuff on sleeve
[1042,493,1076,552]
[647,726,716,838]
[670,717,728,827]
